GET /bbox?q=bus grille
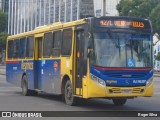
[109,88,121,93]
[132,88,143,93]
[109,88,144,94]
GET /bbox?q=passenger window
[43,32,53,58]
[19,37,26,58]
[52,31,62,57]
[7,40,14,59]
[13,39,20,59]
[26,36,34,58]
[61,28,72,56]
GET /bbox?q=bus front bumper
[86,79,154,98]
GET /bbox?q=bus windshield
[90,32,152,68]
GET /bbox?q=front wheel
[112,98,127,106]
[64,80,78,106]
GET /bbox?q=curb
[0,72,5,75]
[0,73,5,75]
[154,74,160,77]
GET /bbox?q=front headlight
[146,77,153,87]
[97,78,106,87]
[90,74,106,87]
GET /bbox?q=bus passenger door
[34,37,43,90]
[75,30,85,96]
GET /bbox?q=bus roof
[7,18,87,40]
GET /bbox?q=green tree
[116,0,132,16]
[0,10,8,53]
[150,4,160,33]
[0,32,8,52]
[0,11,8,53]
[156,52,160,61]
[116,0,160,33]
[0,10,7,32]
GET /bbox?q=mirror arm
[153,40,159,46]
[153,33,160,46]
[87,48,93,58]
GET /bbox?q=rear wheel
[22,75,37,96]
[64,80,78,106]
[112,98,127,106]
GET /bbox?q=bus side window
[13,39,20,59]
[7,40,14,59]
[61,28,72,56]
[26,36,34,58]
[52,31,61,57]
[43,32,53,58]
[19,37,26,59]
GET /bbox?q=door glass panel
[38,38,42,58]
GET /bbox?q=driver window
[94,33,114,66]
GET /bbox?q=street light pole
[103,0,106,16]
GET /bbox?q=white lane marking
[0,93,20,96]
[0,87,21,92]
[0,87,20,89]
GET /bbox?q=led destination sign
[100,20,144,28]
[94,18,151,30]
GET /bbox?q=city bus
[6,16,154,106]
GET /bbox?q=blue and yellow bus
[6,16,153,106]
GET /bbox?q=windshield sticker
[128,58,135,67]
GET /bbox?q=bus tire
[22,75,33,96]
[64,80,78,106]
[112,98,127,106]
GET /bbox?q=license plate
[121,89,132,93]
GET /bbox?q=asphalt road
[0,74,159,120]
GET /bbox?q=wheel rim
[22,81,27,95]
[66,84,73,101]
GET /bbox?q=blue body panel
[6,61,22,87]
[6,59,61,94]
[41,60,61,93]
[90,65,153,86]
[6,60,35,89]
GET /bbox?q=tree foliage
[117,0,160,33]
[0,10,8,52]
[150,4,160,33]
[156,52,160,61]
[0,10,7,32]
[0,32,8,52]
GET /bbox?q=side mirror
[153,33,160,46]
[87,48,93,58]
